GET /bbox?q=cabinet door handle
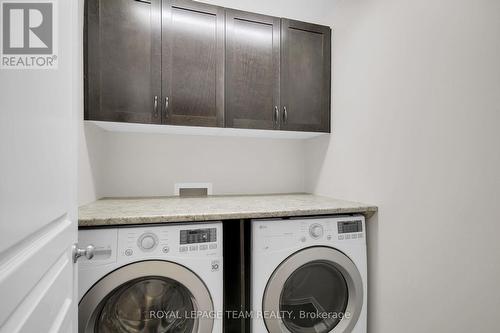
[154,96,159,117]
[283,106,288,125]
[274,106,279,126]
[164,97,169,118]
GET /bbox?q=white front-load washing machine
[78,222,223,333]
[251,216,367,333]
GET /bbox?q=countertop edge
[78,206,378,227]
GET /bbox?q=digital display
[180,228,216,244]
[338,220,363,234]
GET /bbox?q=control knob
[138,233,158,251]
[309,224,324,239]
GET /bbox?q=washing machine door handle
[72,244,95,263]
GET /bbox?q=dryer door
[263,247,363,333]
[79,260,213,333]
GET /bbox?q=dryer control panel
[252,216,366,252]
[336,218,364,241]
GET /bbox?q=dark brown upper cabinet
[225,10,281,130]
[85,0,331,133]
[85,0,162,124]
[162,0,225,127]
[281,19,331,132]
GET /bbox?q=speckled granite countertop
[78,193,377,227]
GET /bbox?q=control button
[327,235,332,240]
[162,246,170,253]
[338,235,344,240]
[200,245,208,251]
[351,234,358,239]
[358,233,364,239]
[179,246,188,252]
[189,245,198,251]
[141,236,156,250]
[125,248,133,256]
[138,233,158,251]
[345,234,351,239]
[300,236,307,243]
[309,224,324,239]
[209,243,217,249]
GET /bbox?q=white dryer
[251,216,367,333]
[78,222,223,333]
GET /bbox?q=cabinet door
[85,0,161,123]
[281,19,331,132]
[225,10,280,130]
[162,0,224,127]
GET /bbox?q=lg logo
[1,0,57,69]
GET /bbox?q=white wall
[78,0,335,205]
[306,0,500,332]
[98,126,306,199]
[79,123,307,204]
[78,122,106,205]
[201,0,333,25]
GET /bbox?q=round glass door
[96,277,196,333]
[79,261,214,333]
[280,261,348,333]
[263,247,363,333]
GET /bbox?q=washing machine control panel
[117,223,222,260]
[180,228,217,244]
[78,228,118,267]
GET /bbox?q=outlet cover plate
[174,183,213,196]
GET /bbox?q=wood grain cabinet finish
[281,19,331,132]
[85,0,331,133]
[162,0,225,127]
[85,0,161,124]
[225,10,280,130]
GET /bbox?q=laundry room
[1,0,500,332]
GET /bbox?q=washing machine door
[79,260,213,333]
[263,247,363,333]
